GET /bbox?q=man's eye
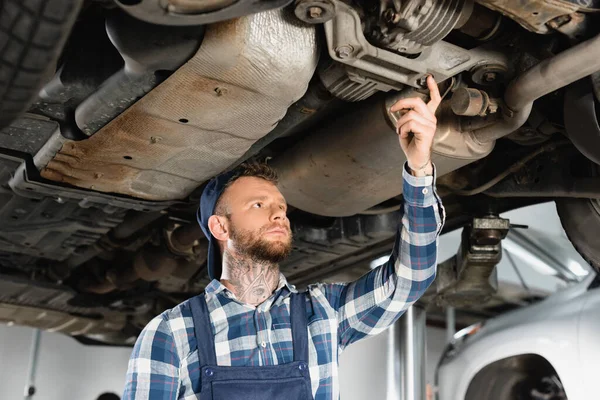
[253,202,262,208]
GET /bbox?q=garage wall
[0,324,130,400]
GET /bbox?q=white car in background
[436,271,600,400]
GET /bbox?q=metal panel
[477,0,584,34]
[41,9,318,201]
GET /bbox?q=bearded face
[228,219,293,264]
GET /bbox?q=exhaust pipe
[472,33,600,143]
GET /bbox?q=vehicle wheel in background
[0,0,82,128]
[557,197,600,273]
[465,355,566,400]
[466,368,532,400]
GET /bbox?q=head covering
[197,169,239,280]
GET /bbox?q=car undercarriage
[0,0,599,345]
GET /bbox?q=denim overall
[190,292,314,400]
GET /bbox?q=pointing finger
[426,75,441,113]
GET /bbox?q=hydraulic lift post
[387,305,427,400]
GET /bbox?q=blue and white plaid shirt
[123,164,445,400]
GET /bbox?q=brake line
[450,140,571,196]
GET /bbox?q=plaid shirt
[123,164,445,400]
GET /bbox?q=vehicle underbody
[0,0,599,345]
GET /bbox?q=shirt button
[261,341,267,348]
[422,188,429,195]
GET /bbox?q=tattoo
[220,249,280,306]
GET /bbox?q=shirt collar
[205,272,297,297]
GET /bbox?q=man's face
[218,176,292,263]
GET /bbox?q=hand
[390,75,441,176]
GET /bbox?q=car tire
[0,0,83,128]
[465,368,532,400]
[556,197,600,272]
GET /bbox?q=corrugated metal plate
[41,9,318,201]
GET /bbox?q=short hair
[214,162,279,216]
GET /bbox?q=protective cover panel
[41,9,318,201]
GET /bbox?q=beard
[229,221,293,264]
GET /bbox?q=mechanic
[123,76,445,400]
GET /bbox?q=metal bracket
[436,216,510,307]
[323,0,508,90]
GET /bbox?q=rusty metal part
[273,90,493,217]
[472,32,600,144]
[165,222,207,257]
[435,216,510,307]
[451,88,498,116]
[547,12,589,40]
[476,0,584,34]
[40,9,318,201]
[80,244,180,294]
[171,222,204,247]
[132,246,179,281]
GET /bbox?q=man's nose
[271,206,287,222]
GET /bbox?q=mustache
[261,223,291,234]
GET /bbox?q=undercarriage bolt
[483,72,497,82]
[308,6,322,19]
[335,45,354,59]
[383,9,398,23]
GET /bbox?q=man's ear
[208,214,229,241]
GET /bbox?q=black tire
[465,368,532,400]
[556,198,600,272]
[0,0,83,128]
[465,355,564,400]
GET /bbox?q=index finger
[426,75,441,113]
[389,97,429,116]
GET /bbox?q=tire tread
[0,0,83,127]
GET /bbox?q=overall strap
[290,292,309,363]
[190,293,218,366]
